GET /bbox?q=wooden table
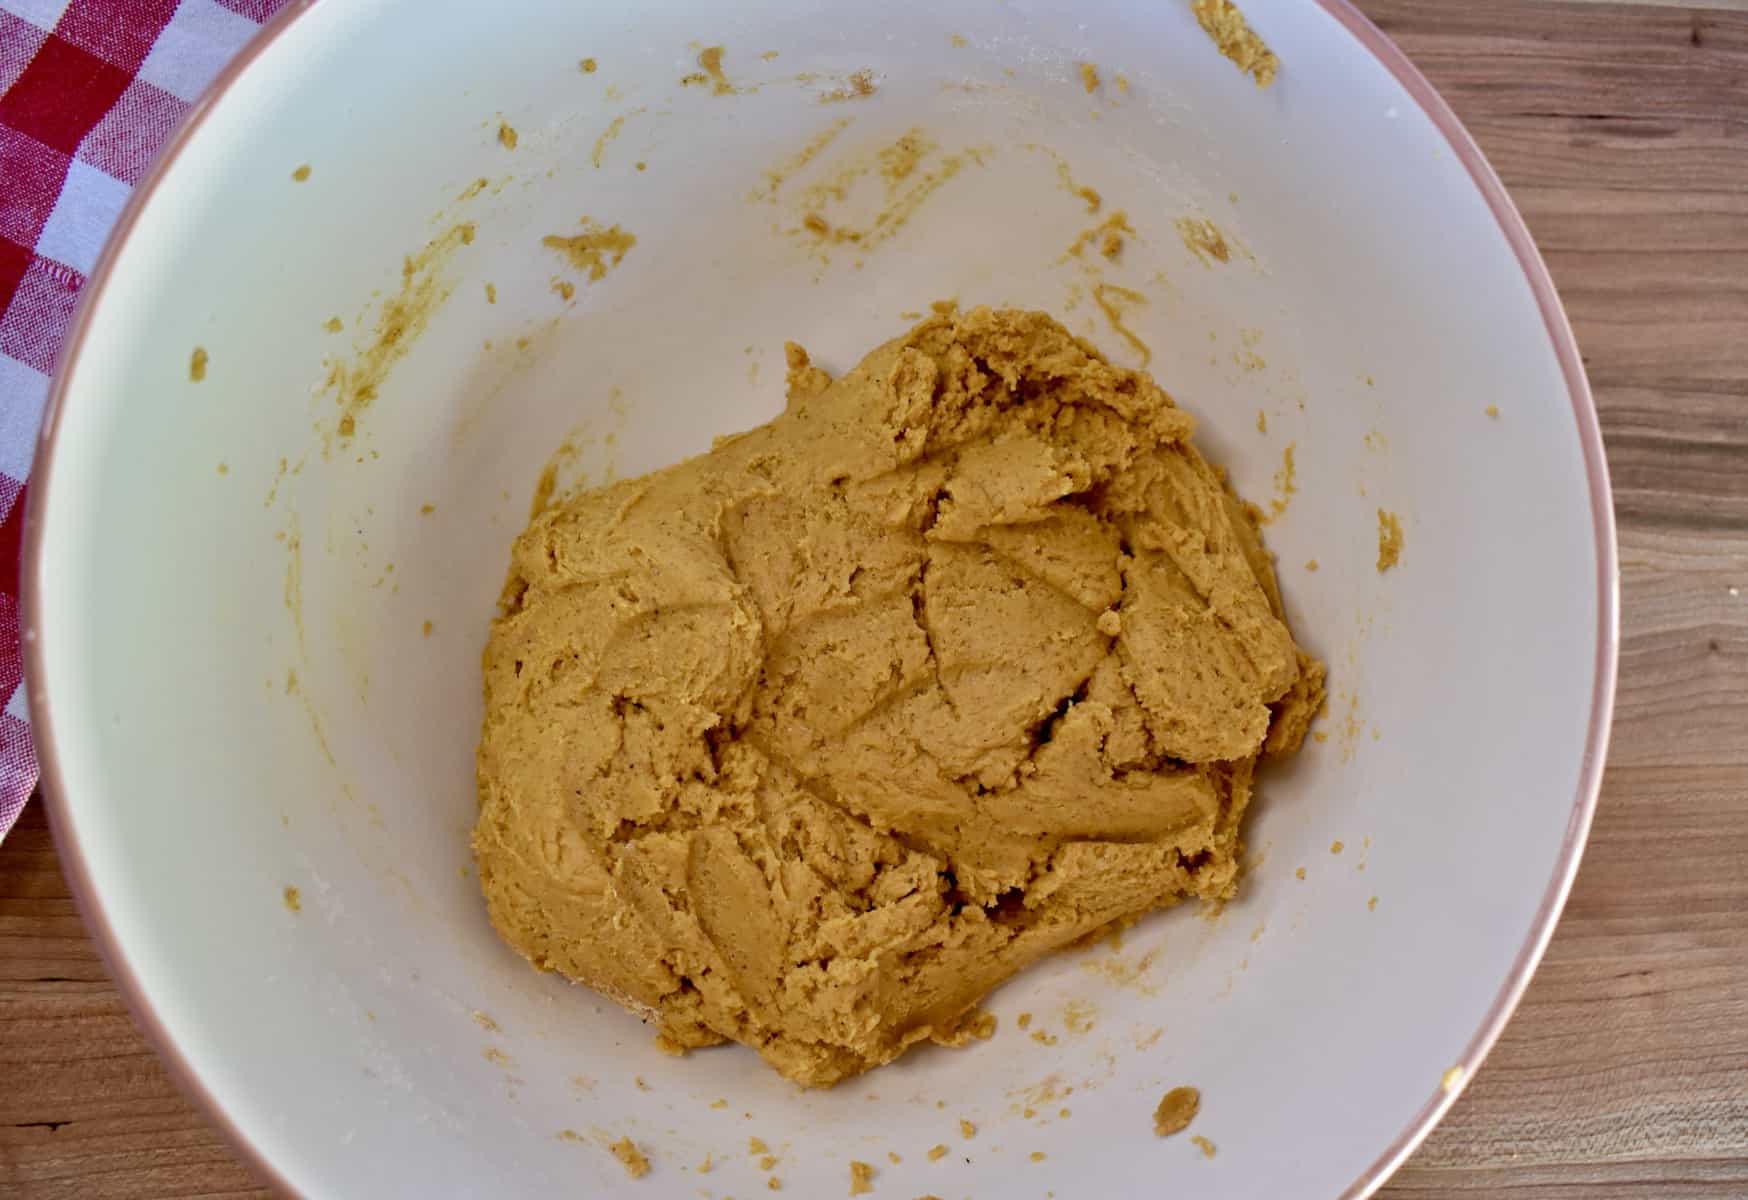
[3,1,1746,1195]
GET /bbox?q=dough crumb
[1305,559,1318,572]
[1377,509,1404,572]
[323,316,343,333]
[542,219,637,282]
[950,33,968,47]
[1153,1086,1201,1136]
[282,885,301,912]
[1368,895,1379,911]
[749,1137,770,1155]
[580,57,598,73]
[472,1010,498,1031]
[189,346,208,382]
[1330,840,1344,854]
[1295,867,1306,880]
[1065,211,1135,262]
[1486,404,1501,418]
[1191,0,1279,88]
[1442,1065,1467,1093]
[689,46,737,95]
[291,164,311,182]
[927,1144,948,1161]
[1030,1150,1048,1162]
[769,1177,783,1191]
[932,1007,997,1045]
[1079,63,1100,93]
[849,1159,876,1194]
[1191,1134,1217,1158]
[497,122,518,150]
[959,1119,977,1139]
[1256,410,1267,434]
[610,1136,650,1178]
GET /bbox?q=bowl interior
[33,0,1608,1196]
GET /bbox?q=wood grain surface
[3,1,1746,1195]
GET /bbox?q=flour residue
[1081,943,1162,994]
[1174,216,1231,266]
[592,109,645,168]
[790,127,988,258]
[1028,145,1102,213]
[1091,282,1150,367]
[755,118,853,201]
[322,222,476,443]
[1234,327,1266,372]
[819,68,879,103]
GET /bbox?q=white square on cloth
[0,0,74,35]
[135,0,259,104]
[33,158,130,277]
[0,353,48,482]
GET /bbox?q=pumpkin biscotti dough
[474,307,1324,1087]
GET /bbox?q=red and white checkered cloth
[0,0,288,840]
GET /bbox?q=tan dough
[474,307,1323,1087]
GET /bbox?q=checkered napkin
[0,0,288,840]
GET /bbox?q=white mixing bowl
[26,1,1616,1196]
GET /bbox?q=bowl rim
[21,3,1618,1196]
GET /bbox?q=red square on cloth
[0,33,134,156]
[0,237,31,319]
[0,479,26,600]
[52,0,181,74]
[0,124,72,247]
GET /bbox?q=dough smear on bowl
[474,306,1324,1087]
